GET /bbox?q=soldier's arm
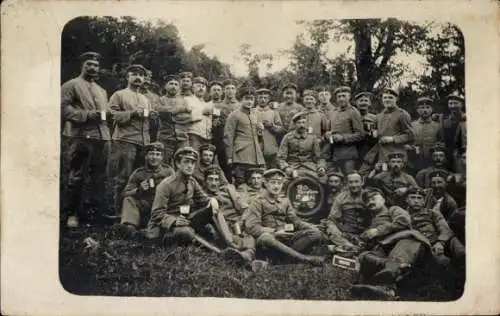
[326,193,343,224]
[287,203,317,230]
[342,109,365,143]
[313,137,327,170]
[149,183,178,231]
[372,206,412,238]
[277,134,290,170]
[109,92,133,124]
[393,111,415,144]
[406,174,419,189]
[431,209,454,243]
[192,178,212,206]
[223,112,237,162]
[244,199,268,238]
[61,81,91,123]
[122,169,142,198]
[269,111,284,135]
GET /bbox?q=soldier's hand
[431,113,441,122]
[404,144,414,151]
[133,109,145,119]
[227,158,233,166]
[262,120,273,128]
[261,227,275,234]
[202,107,212,116]
[317,167,326,177]
[149,110,159,119]
[87,110,100,121]
[394,187,408,196]
[139,179,150,191]
[175,216,190,227]
[324,131,333,140]
[332,134,344,142]
[275,229,294,237]
[374,162,383,173]
[361,228,378,240]
[379,136,394,144]
[432,242,445,256]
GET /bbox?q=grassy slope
[59,227,464,301]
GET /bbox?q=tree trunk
[353,20,373,91]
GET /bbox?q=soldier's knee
[172,226,196,240]
[257,232,277,247]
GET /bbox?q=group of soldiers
[61,51,467,299]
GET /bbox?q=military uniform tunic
[371,171,418,207]
[278,130,326,175]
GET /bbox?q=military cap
[281,83,298,91]
[204,165,222,178]
[209,81,223,89]
[387,152,405,160]
[353,91,373,101]
[291,111,307,123]
[247,167,265,176]
[362,187,384,202]
[79,51,101,62]
[430,142,447,154]
[193,76,208,86]
[165,74,180,83]
[179,71,193,79]
[126,64,147,75]
[263,168,287,179]
[145,142,165,153]
[428,170,449,181]
[327,169,345,179]
[382,88,399,98]
[316,86,331,93]
[223,78,239,87]
[333,86,352,96]
[238,85,256,97]
[447,91,465,102]
[199,144,216,153]
[417,96,434,106]
[174,146,199,162]
[256,88,272,95]
[302,89,317,98]
[406,187,426,197]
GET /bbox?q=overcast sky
[148,17,427,81]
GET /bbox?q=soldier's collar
[263,191,281,203]
[383,106,397,113]
[294,131,308,139]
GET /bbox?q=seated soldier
[366,152,418,207]
[415,142,451,187]
[115,142,174,237]
[146,147,222,254]
[203,165,260,266]
[405,187,465,267]
[425,170,458,220]
[237,167,265,203]
[322,171,371,252]
[350,187,430,299]
[324,169,345,212]
[192,144,228,188]
[277,112,326,179]
[245,169,325,265]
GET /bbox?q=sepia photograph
[58,15,468,302]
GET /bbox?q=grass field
[59,226,464,301]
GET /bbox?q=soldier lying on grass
[245,169,325,266]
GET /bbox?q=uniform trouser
[448,208,465,245]
[179,133,210,152]
[162,207,215,242]
[233,163,266,187]
[120,196,152,229]
[257,226,323,253]
[107,141,142,216]
[226,219,256,251]
[323,222,364,248]
[264,154,277,169]
[359,239,424,283]
[61,138,111,221]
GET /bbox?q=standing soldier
[366,152,418,207]
[146,147,222,253]
[300,89,328,139]
[156,74,186,165]
[442,92,466,172]
[359,88,414,176]
[61,52,111,228]
[192,144,228,188]
[185,76,213,151]
[317,86,335,114]
[224,86,266,188]
[115,142,174,237]
[276,83,304,136]
[245,169,325,265]
[353,91,378,163]
[323,86,365,174]
[209,80,224,104]
[142,69,162,143]
[255,88,283,168]
[277,112,326,179]
[107,64,158,217]
[407,96,442,174]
